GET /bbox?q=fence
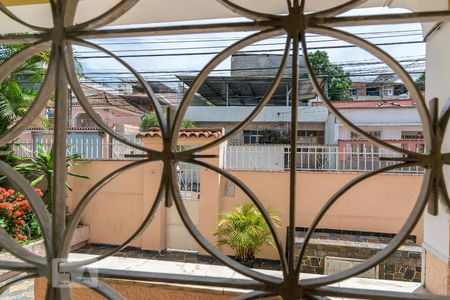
[14,138,145,160]
[14,139,424,174]
[225,144,424,174]
[14,139,202,195]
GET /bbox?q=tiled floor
[0,279,33,300]
[74,244,282,271]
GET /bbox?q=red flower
[35,188,44,198]
[19,200,29,207]
[13,211,22,217]
[7,189,15,195]
[17,234,27,240]
[0,202,7,209]
[2,192,10,198]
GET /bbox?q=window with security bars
[243,129,263,144]
[297,130,324,145]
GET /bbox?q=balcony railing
[14,140,424,174]
[13,138,145,160]
[225,144,424,174]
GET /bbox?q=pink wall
[67,136,424,260]
[71,106,141,128]
[223,170,424,258]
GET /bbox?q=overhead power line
[74,40,424,59]
[71,70,426,85]
[92,29,422,45]
[79,57,425,76]
[77,32,423,54]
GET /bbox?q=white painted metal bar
[223,144,424,174]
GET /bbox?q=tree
[140,111,159,130]
[140,110,196,131]
[214,203,281,264]
[0,44,50,162]
[416,72,425,84]
[308,50,352,101]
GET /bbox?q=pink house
[17,89,148,159]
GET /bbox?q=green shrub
[215,203,281,262]
[140,111,196,131]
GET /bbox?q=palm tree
[11,143,89,212]
[0,44,50,162]
[214,203,281,264]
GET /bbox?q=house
[18,84,148,157]
[313,99,424,152]
[347,75,425,101]
[181,53,325,144]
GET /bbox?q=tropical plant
[10,143,89,212]
[0,44,50,163]
[215,203,281,263]
[140,110,196,131]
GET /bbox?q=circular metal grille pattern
[0,1,450,299]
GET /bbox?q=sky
[75,7,425,87]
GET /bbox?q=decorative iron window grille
[0,1,450,299]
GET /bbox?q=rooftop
[137,128,224,138]
[72,92,145,114]
[177,76,323,106]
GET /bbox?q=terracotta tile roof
[72,92,144,114]
[137,128,223,138]
[26,127,101,131]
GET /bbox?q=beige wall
[424,250,450,295]
[223,171,423,258]
[68,137,424,260]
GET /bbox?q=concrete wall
[422,13,450,295]
[338,125,424,141]
[223,170,424,258]
[337,107,421,126]
[68,152,424,260]
[184,106,328,123]
[230,53,306,77]
[195,122,324,144]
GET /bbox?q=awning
[177,75,323,106]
